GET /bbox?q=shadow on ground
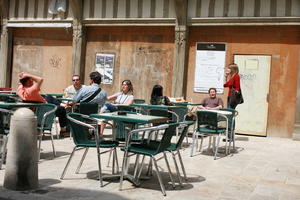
[0,178,130,200]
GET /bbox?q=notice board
[194,43,226,93]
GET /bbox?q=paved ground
[1,131,300,200]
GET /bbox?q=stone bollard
[4,108,38,190]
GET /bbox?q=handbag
[230,88,244,106]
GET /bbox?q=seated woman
[100,80,134,135]
[150,85,172,105]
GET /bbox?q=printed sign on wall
[95,53,115,84]
[194,43,226,93]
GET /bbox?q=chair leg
[177,150,187,182]
[50,131,56,157]
[152,156,166,196]
[133,154,140,178]
[75,147,89,174]
[137,155,146,179]
[113,148,119,173]
[199,135,204,152]
[190,130,197,157]
[60,146,77,179]
[146,158,153,176]
[106,149,112,167]
[171,152,183,187]
[38,131,43,160]
[163,152,175,189]
[214,135,221,160]
[96,145,103,187]
[54,119,60,139]
[119,149,129,191]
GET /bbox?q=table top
[131,103,182,110]
[0,93,18,97]
[172,102,201,106]
[90,112,168,124]
[198,109,232,115]
[44,94,64,98]
[0,102,42,109]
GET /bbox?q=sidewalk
[0,133,300,200]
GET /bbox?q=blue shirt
[73,83,107,107]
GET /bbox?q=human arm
[19,72,43,88]
[233,74,241,91]
[197,98,207,109]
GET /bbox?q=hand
[19,72,26,79]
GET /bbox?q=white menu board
[194,43,226,93]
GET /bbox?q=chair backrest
[196,110,219,130]
[149,109,177,123]
[175,121,194,149]
[35,103,57,131]
[117,105,136,112]
[133,99,146,104]
[220,108,238,131]
[168,106,188,122]
[78,102,99,115]
[155,123,179,154]
[67,113,95,146]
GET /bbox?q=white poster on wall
[95,53,115,84]
[194,43,226,93]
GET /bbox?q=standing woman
[224,63,241,109]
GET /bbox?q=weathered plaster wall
[11,28,73,94]
[187,26,300,137]
[85,26,174,103]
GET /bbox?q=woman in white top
[108,80,134,105]
[100,80,134,135]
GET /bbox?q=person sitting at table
[16,72,69,136]
[72,71,107,108]
[150,84,172,105]
[63,75,84,99]
[100,80,134,136]
[198,88,224,110]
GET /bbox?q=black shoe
[223,138,232,142]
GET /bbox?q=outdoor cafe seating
[61,113,119,187]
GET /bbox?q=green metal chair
[149,108,179,141]
[35,103,58,159]
[190,110,228,160]
[78,102,99,115]
[120,123,179,196]
[220,108,239,151]
[139,121,193,186]
[61,113,119,187]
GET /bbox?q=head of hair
[228,63,239,75]
[72,75,80,80]
[121,80,133,94]
[208,87,217,93]
[151,85,163,98]
[19,77,30,86]
[89,71,102,84]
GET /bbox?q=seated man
[17,72,69,136]
[72,71,107,110]
[198,88,224,110]
[63,75,83,99]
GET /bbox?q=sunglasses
[72,79,80,81]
